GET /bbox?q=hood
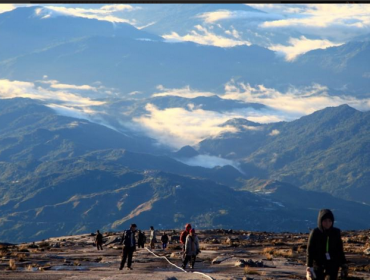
[317,209,335,231]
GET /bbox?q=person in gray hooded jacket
[306,209,347,280]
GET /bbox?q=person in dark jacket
[119,223,137,271]
[161,232,169,250]
[137,230,146,249]
[95,230,103,250]
[306,209,348,280]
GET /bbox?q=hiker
[180,223,191,252]
[95,230,103,250]
[182,228,200,269]
[150,226,156,249]
[137,230,146,248]
[306,209,348,280]
[119,223,137,271]
[161,232,169,250]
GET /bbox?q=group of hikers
[94,209,348,280]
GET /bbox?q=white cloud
[46,104,96,121]
[222,80,370,117]
[197,10,282,24]
[269,36,343,61]
[152,85,215,98]
[0,4,18,14]
[131,103,241,149]
[269,129,280,136]
[251,4,370,42]
[176,154,241,170]
[50,83,97,91]
[163,25,251,48]
[0,79,104,107]
[100,4,137,12]
[43,5,135,24]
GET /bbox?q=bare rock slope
[0,229,369,280]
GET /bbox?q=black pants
[96,242,103,250]
[314,265,339,280]
[137,242,144,248]
[183,255,196,268]
[120,246,135,269]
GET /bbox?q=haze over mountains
[0,5,370,242]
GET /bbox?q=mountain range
[0,98,370,242]
[0,6,369,97]
[0,5,370,242]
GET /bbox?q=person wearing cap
[182,228,200,269]
[119,223,137,271]
[306,209,347,280]
[180,223,192,252]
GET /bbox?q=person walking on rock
[137,230,146,249]
[182,228,200,270]
[119,223,137,271]
[95,230,103,250]
[150,226,157,249]
[180,223,191,252]
[161,231,169,250]
[306,209,348,280]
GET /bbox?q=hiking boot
[127,267,133,270]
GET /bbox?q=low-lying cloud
[176,154,241,171]
[152,85,215,98]
[269,36,343,61]
[131,103,241,149]
[42,5,137,24]
[197,9,283,24]
[251,4,370,42]
[222,80,370,117]
[163,25,251,48]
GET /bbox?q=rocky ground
[0,229,369,280]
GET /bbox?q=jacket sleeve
[337,230,346,266]
[306,229,315,267]
[195,236,200,251]
[184,236,189,253]
[119,231,126,245]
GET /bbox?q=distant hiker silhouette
[306,209,347,280]
[95,230,103,250]
[161,231,169,250]
[182,228,200,269]
[180,223,191,252]
[137,230,146,248]
[119,223,137,271]
[150,226,157,249]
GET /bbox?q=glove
[306,267,316,279]
[341,264,348,279]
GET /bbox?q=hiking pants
[183,255,196,268]
[120,246,135,269]
[314,265,339,280]
[96,242,103,250]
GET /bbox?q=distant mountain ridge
[0,6,369,96]
[198,105,370,203]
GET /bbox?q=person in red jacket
[180,223,191,252]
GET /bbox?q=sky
[0,4,370,168]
